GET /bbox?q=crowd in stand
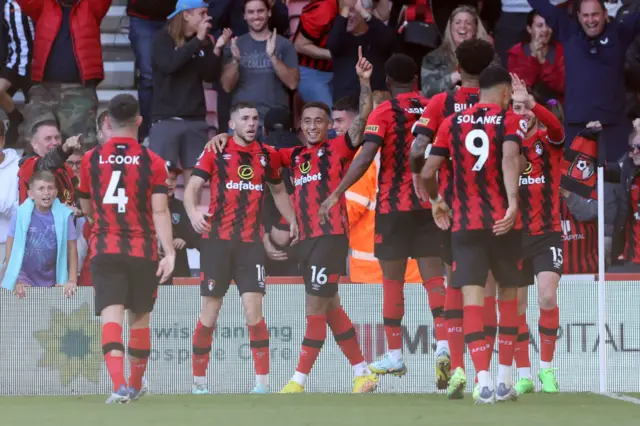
[3,0,640,294]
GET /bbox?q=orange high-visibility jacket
[345,149,422,283]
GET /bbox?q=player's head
[244,0,270,33]
[455,39,494,79]
[577,0,607,39]
[107,94,142,138]
[373,90,392,109]
[384,54,418,92]
[479,66,513,109]
[66,147,85,176]
[96,110,111,145]
[165,161,182,197]
[512,89,542,132]
[300,102,332,145]
[331,96,358,137]
[28,170,57,210]
[229,102,259,143]
[30,120,62,157]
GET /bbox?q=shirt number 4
[103,170,129,213]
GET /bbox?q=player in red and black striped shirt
[18,121,79,207]
[422,67,525,403]
[320,53,447,384]
[77,95,175,404]
[184,102,297,395]
[411,40,496,389]
[510,77,565,395]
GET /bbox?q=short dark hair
[332,96,358,114]
[301,101,331,118]
[479,66,512,90]
[71,147,86,157]
[107,94,139,127]
[456,39,495,76]
[97,110,109,130]
[230,101,258,116]
[31,119,60,138]
[384,54,417,85]
[244,0,269,12]
[29,170,56,188]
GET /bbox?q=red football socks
[327,307,365,365]
[128,327,151,390]
[539,307,559,364]
[497,299,518,367]
[102,322,126,392]
[296,315,327,374]
[483,296,497,363]
[192,319,215,377]
[423,277,447,341]
[248,318,270,375]
[515,313,531,368]
[382,279,405,351]
[463,305,489,372]
[445,287,465,370]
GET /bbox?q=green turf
[624,393,640,399]
[0,394,638,426]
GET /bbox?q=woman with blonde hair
[421,5,496,97]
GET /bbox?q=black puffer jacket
[127,0,177,21]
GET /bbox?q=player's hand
[412,173,428,202]
[189,211,212,234]
[289,221,300,245]
[432,200,451,231]
[14,282,26,299]
[263,233,288,261]
[318,194,339,225]
[157,254,175,284]
[173,238,187,250]
[355,46,373,81]
[63,281,77,298]
[266,29,277,58]
[510,73,533,107]
[63,134,83,153]
[205,133,230,153]
[493,206,518,236]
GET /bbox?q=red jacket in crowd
[17,0,111,83]
[507,41,565,102]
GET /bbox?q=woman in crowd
[507,10,565,103]
[420,5,493,97]
[0,124,19,281]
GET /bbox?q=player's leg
[514,263,534,395]
[191,239,232,394]
[92,254,130,404]
[370,213,411,375]
[237,241,269,393]
[483,272,498,364]
[450,231,491,401]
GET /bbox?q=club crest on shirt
[259,155,267,168]
[568,153,596,181]
[172,213,181,225]
[208,279,215,291]
[223,154,232,160]
[534,141,544,156]
[317,148,324,157]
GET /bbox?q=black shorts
[200,238,266,297]
[297,235,348,297]
[91,254,159,316]
[520,232,563,286]
[451,230,522,288]
[374,210,441,261]
[441,230,453,266]
[0,67,31,95]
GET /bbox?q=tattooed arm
[347,46,373,148]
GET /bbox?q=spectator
[0,124,19,281]
[529,0,640,161]
[559,187,599,273]
[149,0,225,185]
[1,1,34,147]
[420,5,495,97]
[1,170,77,298]
[18,121,81,206]
[495,0,567,66]
[220,0,299,135]
[508,10,565,103]
[165,161,200,278]
[294,0,340,106]
[327,0,396,101]
[127,0,178,143]
[17,0,111,148]
[210,0,289,38]
[66,147,88,278]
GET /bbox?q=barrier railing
[0,278,638,395]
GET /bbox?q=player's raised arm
[347,46,373,148]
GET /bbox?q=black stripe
[128,347,151,358]
[499,326,518,336]
[250,339,270,348]
[362,133,384,145]
[318,142,333,235]
[301,338,324,349]
[464,331,485,343]
[90,150,108,254]
[192,168,211,181]
[451,115,469,230]
[77,189,89,199]
[519,146,533,232]
[430,146,448,157]
[413,125,434,139]
[517,332,530,342]
[484,326,498,336]
[444,309,463,320]
[540,139,554,233]
[153,185,168,194]
[388,99,406,213]
[138,147,153,259]
[383,317,402,327]
[473,108,494,229]
[103,342,125,355]
[334,328,356,342]
[539,325,558,337]
[193,345,212,355]
[431,307,444,318]
[294,147,313,239]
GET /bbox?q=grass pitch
[0,393,638,426]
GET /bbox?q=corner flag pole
[596,133,607,395]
